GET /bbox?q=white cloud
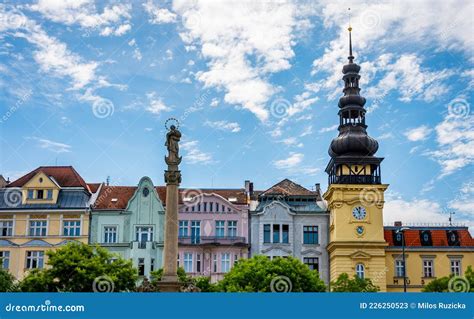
[32,137,72,153]
[146,92,172,115]
[143,0,177,24]
[378,132,394,140]
[385,197,473,230]
[311,1,468,101]
[404,125,432,142]
[300,125,312,137]
[173,1,313,121]
[210,98,219,107]
[429,111,474,177]
[29,0,132,36]
[318,124,338,133]
[273,152,319,176]
[274,152,303,169]
[204,120,241,133]
[181,140,213,164]
[280,137,303,148]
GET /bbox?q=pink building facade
[177,188,250,282]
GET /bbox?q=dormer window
[37,190,44,199]
[420,230,432,246]
[27,190,34,199]
[47,190,53,199]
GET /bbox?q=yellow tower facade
[324,27,389,291]
[325,184,388,291]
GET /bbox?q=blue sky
[0,1,472,229]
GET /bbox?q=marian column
[159,122,182,291]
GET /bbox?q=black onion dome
[329,126,379,157]
[328,26,379,159]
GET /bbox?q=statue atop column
[159,118,182,291]
[165,124,182,166]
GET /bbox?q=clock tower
[324,27,388,291]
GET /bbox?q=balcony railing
[178,236,247,245]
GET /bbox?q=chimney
[315,183,321,193]
[245,180,250,193]
[106,176,110,186]
[394,221,402,227]
[249,182,254,194]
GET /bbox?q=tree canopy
[422,266,473,292]
[330,273,379,292]
[19,242,137,292]
[217,255,326,292]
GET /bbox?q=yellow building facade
[0,166,93,279]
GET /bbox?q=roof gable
[8,166,88,189]
[260,179,314,196]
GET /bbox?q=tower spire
[348,7,354,63]
[348,26,354,63]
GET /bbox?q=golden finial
[348,7,352,31]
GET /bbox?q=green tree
[217,255,326,292]
[330,273,379,292]
[19,243,137,292]
[422,266,474,292]
[0,267,16,292]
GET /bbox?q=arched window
[356,263,365,279]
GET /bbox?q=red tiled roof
[7,166,88,189]
[260,179,315,196]
[384,228,474,247]
[93,186,137,210]
[93,186,248,210]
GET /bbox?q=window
[196,254,201,273]
[184,253,193,273]
[303,226,318,244]
[63,220,81,237]
[395,260,405,277]
[234,254,238,265]
[423,260,434,278]
[203,202,207,212]
[136,226,153,248]
[138,258,145,276]
[26,251,44,269]
[228,221,237,238]
[191,221,200,244]
[36,190,44,199]
[197,203,201,212]
[356,263,365,279]
[142,187,150,197]
[103,226,117,243]
[282,224,289,243]
[221,253,230,273]
[450,259,461,276]
[273,224,280,243]
[0,221,13,237]
[209,202,214,212]
[179,221,188,237]
[27,190,34,199]
[46,190,53,199]
[263,224,271,243]
[0,251,10,269]
[150,258,155,272]
[216,203,219,212]
[29,220,47,237]
[177,254,180,267]
[213,254,217,272]
[216,221,225,237]
[303,257,319,271]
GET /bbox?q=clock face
[352,206,367,220]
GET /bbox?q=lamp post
[396,227,410,292]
